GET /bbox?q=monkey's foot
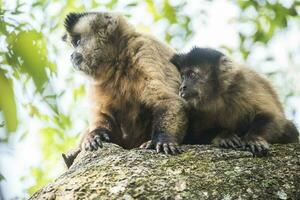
[62,148,81,168]
[82,128,111,151]
[212,134,244,149]
[140,132,181,155]
[140,140,181,155]
[243,136,269,156]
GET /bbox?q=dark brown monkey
[171,47,299,156]
[62,12,187,167]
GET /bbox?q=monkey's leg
[242,113,275,156]
[82,113,114,151]
[212,132,244,150]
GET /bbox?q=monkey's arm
[140,81,187,154]
[81,85,115,151]
[62,107,114,168]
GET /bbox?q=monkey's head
[63,12,126,76]
[171,47,231,108]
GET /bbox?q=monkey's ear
[219,56,232,67]
[170,54,185,69]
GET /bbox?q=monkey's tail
[62,148,81,168]
[282,120,299,143]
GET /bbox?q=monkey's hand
[243,136,269,156]
[212,134,244,149]
[139,133,181,155]
[82,128,111,151]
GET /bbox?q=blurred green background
[0,0,299,199]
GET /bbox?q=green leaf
[0,173,5,181]
[0,69,18,132]
[163,0,177,24]
[145,0,162,21]
[7,30,51,92]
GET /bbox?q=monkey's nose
[71,52,83,67]
[180,85,187,92]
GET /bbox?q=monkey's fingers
[232,135,244,148]
[139,140,152,149]
[163,143,170,154]
[94,135,103,148]
[159,143,181,155]
[84,141,93,151]
[219,139,234,149]
[83,134,103,151]
[168,143,181,155]
[226,140,236,149]
[168,143,177,154]
[100,132,111,142]
[156,142,163,153]
[246,141,269,157]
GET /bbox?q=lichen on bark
[30,143,300,200]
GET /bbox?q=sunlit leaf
[145,0,162,21]
[163,0,177,24]
[0,173,4,182]
[0,69,18,132]
[73,84,85,100]
[7,30,51,92]
[28,167,51,195]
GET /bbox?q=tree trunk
[30,143,300,200]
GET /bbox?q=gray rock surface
[30,143,300,200]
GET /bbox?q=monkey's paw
[139,133,181,155]
[82,128,111,151]
[243,136,269,156]
[139,140,181,155]
[213,134,244,149]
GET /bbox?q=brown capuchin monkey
[171,47,299,156]
[61,12,187,168]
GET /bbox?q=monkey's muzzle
[71,52,83,70]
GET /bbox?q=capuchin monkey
[171,47,299,156]
[61,12,187,167]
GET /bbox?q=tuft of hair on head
[171,47,225,70]
[64,12,88,32]
[170,53,186,70]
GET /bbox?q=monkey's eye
[71,35,81,47]
[189,71,198,79]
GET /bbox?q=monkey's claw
[82,128,111,151]
[140,140,181,155]
[213,134,244,149]
[243,137,269,156]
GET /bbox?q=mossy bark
[30,143,300,200]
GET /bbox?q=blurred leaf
[7,30,51,92]
[106,0,118,9]
[0,69,18,132]
[163,0,177,24]
[26,104,49,121]
[28,167,51,195]
[0,173,4,181]
[73,84,85,100]
[145,0,162,21]
[126,2,137,7]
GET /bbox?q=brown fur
[62,12,187,167]
[172,47,299,155]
